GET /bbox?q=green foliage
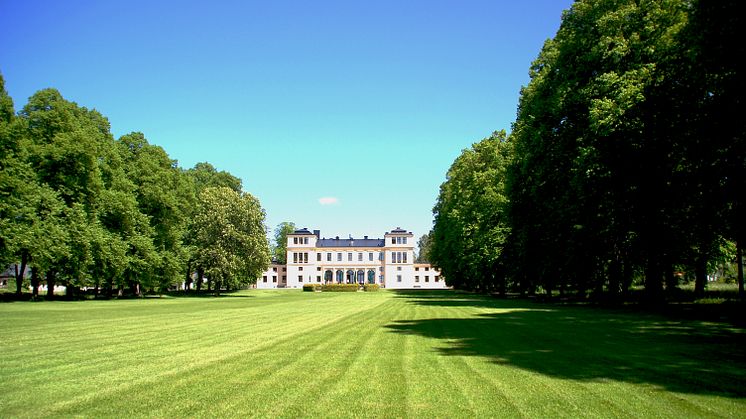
[431,131,513,293]
[193,187,271,295]
[320,283,359,292]
[302,283,321,292]
[0,77,254,297]
[415,232,432,263]
[503,0,745,300]
[272,221,295,264]
[363,283,379,292]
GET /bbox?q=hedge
[302,283,322,292]
[363,284,380,292]
[320,284,360,292]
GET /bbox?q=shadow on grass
[162,290,255,298]
[386,290,746,398]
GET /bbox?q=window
[294,237,298,244]
[397,237,402,244]
[304,237,309,244]
[397,266,402,271]
[397,275,402,282]
[273,267,278,272]
[403,252,407,263]
[425,267,430,271]
[293,253,298,263]
[304,253,308,263]
[299,267,303,271]
[317,253,321,261]
[369,252,373,261]
[358,253,363,261]
[337,253,342,261]
[348,253,352,261]
[425,276,429,282]
[379,267,384,272]
[327,253,332,262]
[272,275,277,282]
[379,252,383,261]
[396,252,402,263]
[282,267,286,272]
[415,267,419,271]
[435,276,439,282]
[391,238,396,244]
[415,275,419,282]
[263,276,267,282]
[403,237,407,244]
[282,275,286,280]
[316,276,321,282]
[316,267,321,271]
[391,252,396,263]
[298,275,303,282]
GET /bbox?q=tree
[415,232,432,263]
[193,187,270,296]
[272,222,296,264]
[431,131,513,293]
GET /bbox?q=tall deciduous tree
[193,187,270,296]
[431,131,512,293]
[415,232,432,263]
[272,222,296,264]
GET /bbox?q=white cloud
[318,197,340,206]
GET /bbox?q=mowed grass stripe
[35,292,390,416]
[1,292,388,417]
[2,290,746,418]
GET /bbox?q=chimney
[364,235,368,239]
[313,229,320,238]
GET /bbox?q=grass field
[1,290,745,417]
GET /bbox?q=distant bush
[302,284,322,292]
[320,284,359,292]
[363,284,379,292]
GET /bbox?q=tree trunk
[214,279,221,297]
[608,257,621,302]
[737,240,744,301]
[14,251,29,296]
[664,257,678,296]
[184,261,193,293]
[65,280,74,299]
[46,269,56,299]
[645,258,664,303]
[30,266,40,298]
[196,266,204,293]
[694,255,707,298]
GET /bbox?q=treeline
[431,0,745,301]
[0,76,270,298]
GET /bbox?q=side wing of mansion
[257,227,447,290]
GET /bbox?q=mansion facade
[257,227,447,289]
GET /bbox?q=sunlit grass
[1,290,744,417]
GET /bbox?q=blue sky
[0,0,573,243]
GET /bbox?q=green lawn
[1,290,745,417]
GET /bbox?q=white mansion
[257,227,447,289]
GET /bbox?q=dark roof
[317,238,385,248]
[292,228,316,235]
[388,227,409,234]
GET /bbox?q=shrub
[363,284,379,292]
[302,284,322,292]
[320,284,359,292]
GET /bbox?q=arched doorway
[324,270,332,284]
[346,270,354,284]
[367,270,375,284]
[357,270,364,284]
[336,270,343,283]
